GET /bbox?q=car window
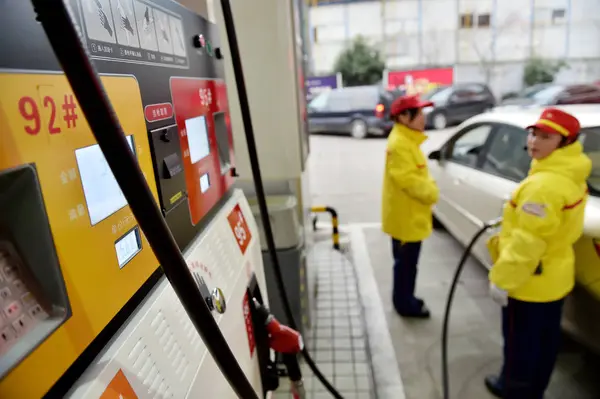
[465,84,485,94]
[327,90,352,112]
[348,88,378,109]
[425,87,452,103]
[308,91,330,110]
[448,124,494,167]
[481,124,531,181]
[531,86,564,105]
[580,127,600,196]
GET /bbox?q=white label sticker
[521,202,547,218]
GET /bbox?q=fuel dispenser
[0,0,310,397]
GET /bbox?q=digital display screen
[185,116,210,164]
[200,173,210,193]
[213,112,231,174]
[75,135,135,226]
[115,227,142,268]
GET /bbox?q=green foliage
[523,57,568,87]
[333,36,386,87]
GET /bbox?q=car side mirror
[428,150,442,161]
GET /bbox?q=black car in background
[498,83,600,107]
[307,85,395,139]
[421,83,496,130]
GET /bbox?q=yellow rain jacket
[382,124,439,242]
[489,141,591,302]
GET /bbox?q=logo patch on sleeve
[521,202,547,217]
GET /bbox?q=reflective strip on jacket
[381,124,439,242]
[489,141,592,303]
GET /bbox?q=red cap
[390,94,433,117]
[527,108,580,138]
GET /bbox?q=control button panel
[0,250,48,355]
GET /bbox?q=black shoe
[396,302,430,319]
[484,375,503,398]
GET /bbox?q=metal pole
[491,0,497,62]
[418,0,423,65]
[344,3,350,46]
[381,0,386,61]
[565,0,571,57]
[529,0,536,57]
[455,0,460,64]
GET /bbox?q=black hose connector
[31,1,258,398]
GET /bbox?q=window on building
[460,13,474,28]
[478,13,491,27]
[552,8,566,24]
[312,27,318,43]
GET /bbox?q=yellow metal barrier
[311,206,340,250]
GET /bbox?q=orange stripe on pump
[416,164,426,169]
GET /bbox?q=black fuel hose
[219,1,344,398]
[31,1,259,398]
[441,218,502,399]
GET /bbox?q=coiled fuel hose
[441,218,502,399]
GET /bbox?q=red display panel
[170,77,235,225]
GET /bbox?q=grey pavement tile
[334,375,357,391]
[334,350,354,362]
[333,338,352,349]
[356,375,371,391]
[354,362,369,375]
[315,350,334,363]
[334,362,355,375]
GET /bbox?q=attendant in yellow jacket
[382,94,439,318]
[485,108,591,399]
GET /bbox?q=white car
[427,104,600,353]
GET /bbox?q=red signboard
[170,78,235,225]
[387,67,454,95]
[144,102,173,122]
[227,204,252,255]
[243,292,256,357]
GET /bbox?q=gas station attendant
[381,94,439,319]
[485,108,591,399]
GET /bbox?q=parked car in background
[307,85,395,139]
[498,83,600,108]
[420,83,496,130]
[426,104,600,353]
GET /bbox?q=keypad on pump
[0,252,48,353]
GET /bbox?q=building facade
[308,0,600,96]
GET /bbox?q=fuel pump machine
[0,0,274,397]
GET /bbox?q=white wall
[309,0,600,79]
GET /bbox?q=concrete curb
[348,225,406,399]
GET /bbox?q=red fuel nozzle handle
[252,299,304,354]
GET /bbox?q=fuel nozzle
[252,298,304,354]
[485,217,503,229]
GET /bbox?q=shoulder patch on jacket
[521,202,547,218]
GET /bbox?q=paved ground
[307,131,600,399]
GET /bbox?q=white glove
[489,282,508,307]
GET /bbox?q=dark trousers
[499,297,564,399]
[391,239,422,313]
